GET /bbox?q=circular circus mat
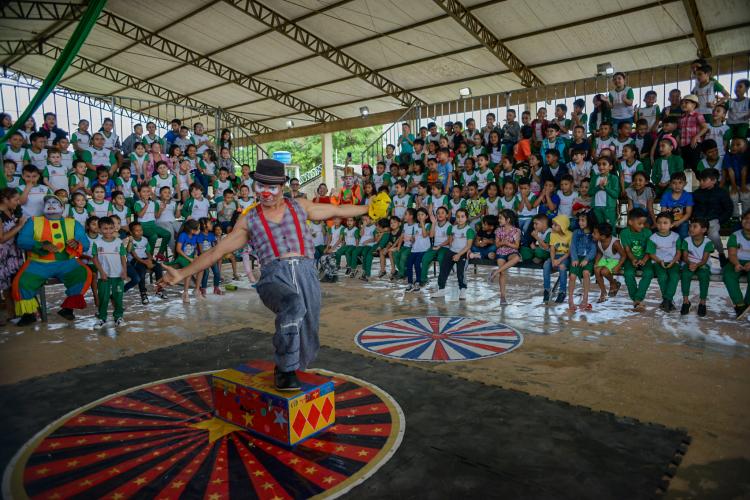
[355,316,523,362]
[3,363,404,499]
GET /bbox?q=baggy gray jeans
[256,257,321,372]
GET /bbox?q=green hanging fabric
[0,0,107,148]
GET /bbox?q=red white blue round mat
[354,316,523,362]
[3,362,404,500]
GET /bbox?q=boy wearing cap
[678,94,709,170]
[161,159,369,391]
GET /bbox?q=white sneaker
[432,288,447,298]
[459,289,467,300]
[115,318,126,327]
[94,319,106,329]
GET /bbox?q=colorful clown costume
[12,214,91,322]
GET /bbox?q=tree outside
[261,126,383,173]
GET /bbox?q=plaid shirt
[678,111,705,147]
[246,199,315,266]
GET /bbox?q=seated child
[723,209,750,317]
[543,215,572,304]
[521,213,551,263]
[620,208,654,311]
[679,218,714,317]
[568,211,597,311]
[469,215,498,260]
[491,209,522,305]
[647,212,682,312]
[593,222,626,302]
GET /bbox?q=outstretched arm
[161,216,249,285]
[297,198,368,221]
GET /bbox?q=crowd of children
[1,64,749,325]
[312,67,750,319]
[0,114,259,326]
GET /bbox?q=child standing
[492,210,521,305]
[169,220,204,302]
[620,208,654,311]
[678,94,709,170]
[725,79,750,140]
[605,72,635,128]
[723,209,750,317]
[0,189,27,324]
[648,212,682,312]
[92,216,127,328]
[543,215,572,304]
[568,211,597,311]
[405,208,431,292]
[679,218,714,317]
[434,208,474,300]
[588,157,620,229]
[197,218,224,297]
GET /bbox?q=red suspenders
[256,199,306,258]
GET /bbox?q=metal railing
[360,105,419,167]
[300,164,322,186]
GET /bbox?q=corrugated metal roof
[1,0,747,133]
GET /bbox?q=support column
[322,132,335,188]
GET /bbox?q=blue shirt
[197,231,216,253]
[399,133,415,154]
[436,162,453,191]
[89,179,116,199]
[723,152,747,182]
[660,189,693,212]
[177,232,200,257]
[539,193,560,218]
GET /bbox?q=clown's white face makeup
[255,182,283,206]
[43,198,64,218]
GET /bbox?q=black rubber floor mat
[0,328,689,499]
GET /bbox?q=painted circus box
[211,362,335,446]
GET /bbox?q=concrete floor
[1,265,748,499]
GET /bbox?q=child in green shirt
[723,209,750,317]
[619,208,653,311]
[588,156,620,228]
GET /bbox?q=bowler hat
[250,159,288,185]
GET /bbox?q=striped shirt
[246,199,315,266]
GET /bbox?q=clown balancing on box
[13,194,92,326]
[161,159,368,390]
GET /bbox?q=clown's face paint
[343,175,356,189]
[43,198,64,219]
[254,182,282,206]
